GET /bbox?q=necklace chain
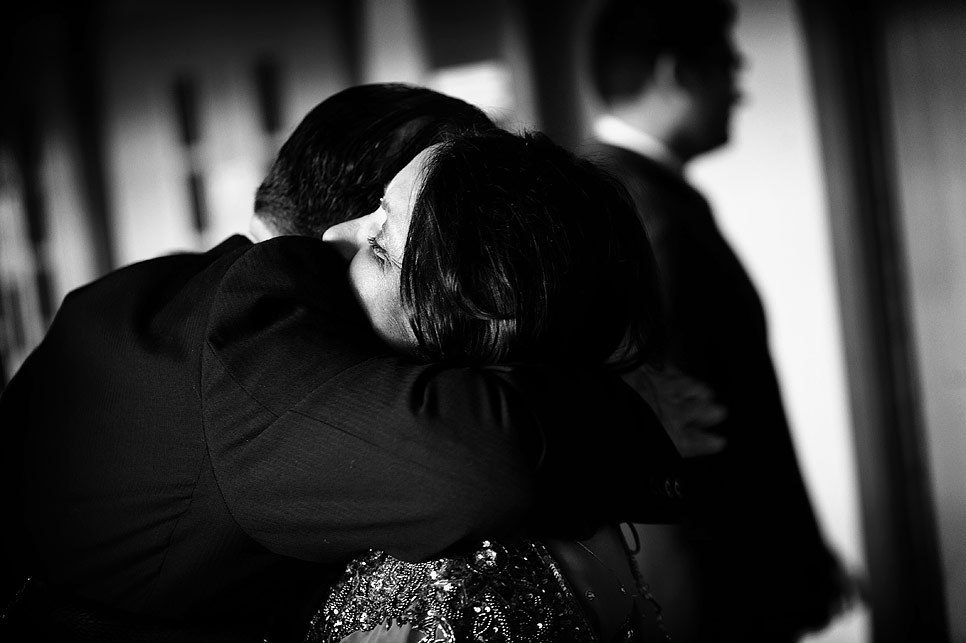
[574,525,673,641]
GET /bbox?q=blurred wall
[882,4,966,640]
[800,0,962,637]
[2,4,109,379]
[98,1,353,266]
[359,0,534,130]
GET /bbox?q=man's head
[252,83,494,239]
[325,130,664,369]
[590,0,742,161]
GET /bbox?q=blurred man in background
[586,1,851,640]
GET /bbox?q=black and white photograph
[2,1,963,641]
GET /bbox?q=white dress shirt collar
[592,114,684,175]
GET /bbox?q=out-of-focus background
[2,1,963,641]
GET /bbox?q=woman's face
[322,146,436,350]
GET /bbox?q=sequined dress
[303,533,669,643]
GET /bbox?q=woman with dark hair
[323,130,662,369]
[310,130,676,642]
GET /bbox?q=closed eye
[368,236,400,269]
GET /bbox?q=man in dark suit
[587,2,849,641]
[0,84,681,642]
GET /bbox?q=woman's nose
[322,210,383,261]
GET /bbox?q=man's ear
[655,53,705,94]
[652,53,682,92]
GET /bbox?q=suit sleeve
[0,348,40,599]
[202,237,683,563]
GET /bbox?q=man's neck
[248,215,280,242]
[592,114,685,174]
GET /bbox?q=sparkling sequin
[304,540,598,643]
[469,542,508,575]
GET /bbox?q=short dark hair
[401,131,663,370]
[590,0,737,105]
[254,83,494,237]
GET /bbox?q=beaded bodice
[304,540,601,643]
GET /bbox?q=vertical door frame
[797,1,949,640]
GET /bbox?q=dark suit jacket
[587,144,845,640]
[1,234,681,641]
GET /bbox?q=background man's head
[590,0,742,161]
[253,83,494,239]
